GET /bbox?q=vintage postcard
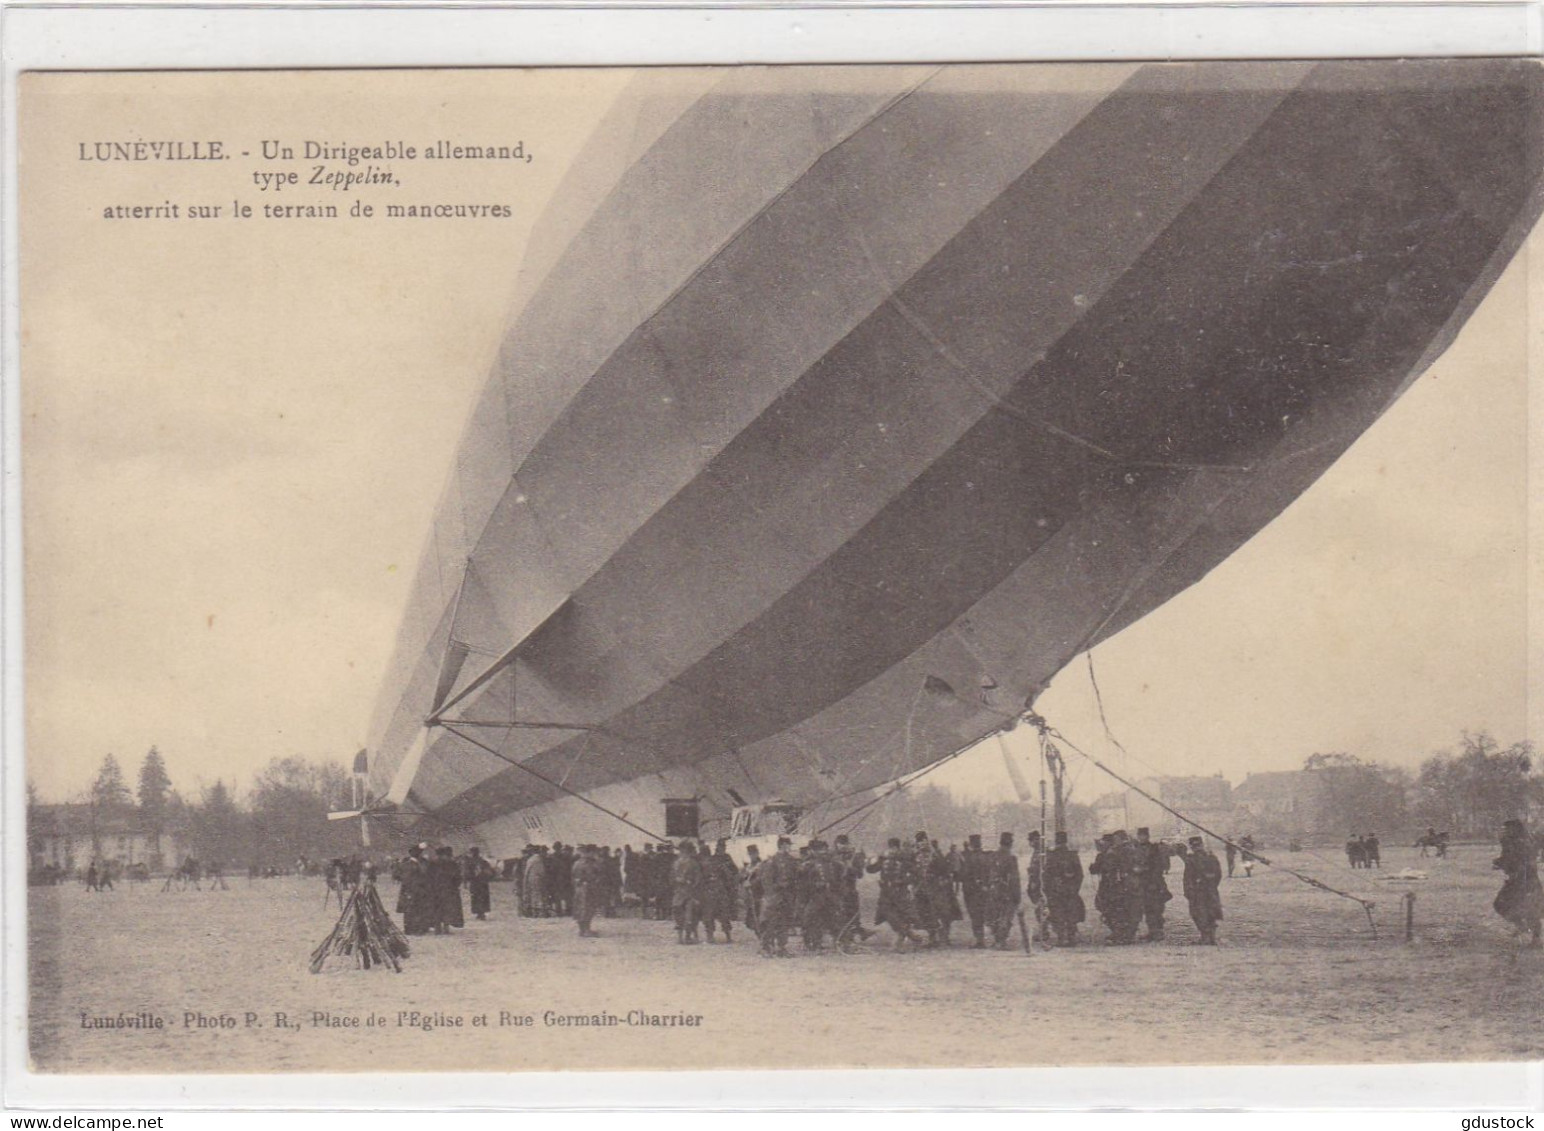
[17,61,1544,1077]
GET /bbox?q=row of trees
[1294,731,1540,839]
[36,748,406,869]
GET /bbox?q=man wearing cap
[1132,827,1172,942]
[913,838,957,947]
[960,834,991,948]
[572,844,605,938]
[701,839,739,943]
[757,836,800,957]
[740,844,764,937]
[1177,836,1223,945]
[797,840,841,952]
[831,834,872,946]
[867,837,923,949]
[986,832,1022,949]
[1043,831,1086,947]
[671,840,705,945]
[1091,831,1138,944]
[1024,830,1050,943]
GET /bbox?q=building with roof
[29,804,182,875]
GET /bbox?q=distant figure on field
[1346,835,1365,869]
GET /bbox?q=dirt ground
[26,844,1542,1073]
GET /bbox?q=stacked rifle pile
[309,884,411,973]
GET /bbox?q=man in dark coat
[1089,834,1115,938]
[1024,830,1049,942]
[1178,836,1223,945]
[986,832,1022,949]
[670,840,704,944]
[740,844,763,936]
[960,834,991,948]
[757,837,800,957]
[1092,831,1139,944]
[572,844,605,937]
[831,834,872,946]
[431,846,464,933]
[798,840,842,952]
[1132,827,1172,942]
[867,838,923,949]
[1043,831,1086,947]
[701,840,739,943]
[397,845,433,935]
[464,847,494,921]
[1493,819,1543,946]
[913,838,957,947]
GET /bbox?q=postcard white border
[3,1,1542,1114]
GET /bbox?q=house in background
[29,804,181,874]
[1093,775,1236,841]
[1232,771,1328,838]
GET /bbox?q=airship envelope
[366,60,1544,851]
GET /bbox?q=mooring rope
[1031,717,1379,934]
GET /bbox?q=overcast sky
[20,70,1539,808]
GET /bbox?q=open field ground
[27,844,1542,1072]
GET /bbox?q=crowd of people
[393,844,496,936]
[376,819,1542,955]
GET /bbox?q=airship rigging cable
[439,721,666,842]
[1030,716,1380,935]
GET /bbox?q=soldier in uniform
[797,840,841,952]
[831,834,872,946]
[1088,834,1115,939]
[741,844,763,937]
[701,839,739,943]
[1493,818,1543,947]
[757,836,800,957]
[1043,831,1085,946]
[1092,831,1138,944]
[1177,836,1223,945]
[1024,830,1048,943]
[670,840,705,945]
[868,837,923,949]
[571,844,605,937]
[913,838,957,947]
[960,834,991,948]
[1132,827,1172,942]
[986,831,1022,949]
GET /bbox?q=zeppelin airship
[362,59,1544,853]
